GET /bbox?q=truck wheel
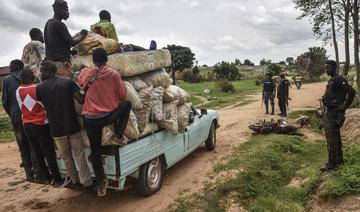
[136,157,164,196]
[205,122,217,151]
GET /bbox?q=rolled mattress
[71,49,171,76]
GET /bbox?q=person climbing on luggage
[277,72,290,117]
[36,60,93,190]
[44,0,88,78]
[16,68,62,186]
[79,47,131,197]
[21,28,45,81]
[2,60,39,182]
[91,10,119,42]
[320,60,355,172]
[262,72,276,115]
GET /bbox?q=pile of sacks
[80,70,192,146]
[123,68,192,140]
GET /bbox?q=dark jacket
[323,75,356,110]
[2,70,23,125]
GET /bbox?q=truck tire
[205,122,217,151]
[136,157,164,196]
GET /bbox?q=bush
[266,63,282,76]
[213,61,240,81]
[216,81,235,93]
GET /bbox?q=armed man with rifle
[262,72,276,115]
[277,72,290,117]
[320,60,355,172]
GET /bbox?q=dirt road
[0,82,326,212]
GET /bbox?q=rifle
[318,98,327,130]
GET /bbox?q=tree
[296,47,328,80]
[286,57,295,67]
[213,61,240,81]
[266,64,282,76]
[278,61,287,65]
[352,0,360,92]
[294,0,339,67]
[166,44,195,85]
[166,44,195,71]
[244,59,254,66]
[260,59,272,66]
[191,65,201,83]
[234,58,242,65]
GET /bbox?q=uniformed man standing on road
[263,73,276,115]
[320,60,355,172]
[277,72,290,117]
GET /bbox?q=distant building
[0,66,10,92]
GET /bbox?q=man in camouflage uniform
[263,73,276,115]
[22,28,45,81]
[277,72,290,117]
[320,60,355,172]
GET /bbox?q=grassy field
[177,79,261,109]
[0,92,15,142]
[171,134,327,211]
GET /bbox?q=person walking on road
[320,60,355,172]
[263,72,276,115]
[277,72,290,117]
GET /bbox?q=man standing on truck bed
[320,60,355,172]
[44,0,87,78]
[21,28,45,81]
[79,48,131,197]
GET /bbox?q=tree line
[294,0,360,91]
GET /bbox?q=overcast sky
[0,0,343,66]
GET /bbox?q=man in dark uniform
[263,72,276,115]
[320,60,355,172]
[277,72,290,117]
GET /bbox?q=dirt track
[0,82,326,212]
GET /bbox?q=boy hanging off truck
[79,48,132,197]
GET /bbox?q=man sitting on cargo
[79,48,131,197]
[91,10,119,42]
[44,0,88,78]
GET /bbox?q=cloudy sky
[0,0,342,66]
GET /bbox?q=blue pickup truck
[56,107,219,196]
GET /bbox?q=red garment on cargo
[16,84,48,125]
[79,65,127,116]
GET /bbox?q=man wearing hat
[277,72,290,117]
[262,72,276,115]
[320,60,355,172]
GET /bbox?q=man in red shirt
[16,68,62,185]
[79,48,131,197]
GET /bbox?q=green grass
[289,110,323,134]
[321,143,360,199]
[0,92,15,142]
[171,135,327,212]
[177,80,261,109]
